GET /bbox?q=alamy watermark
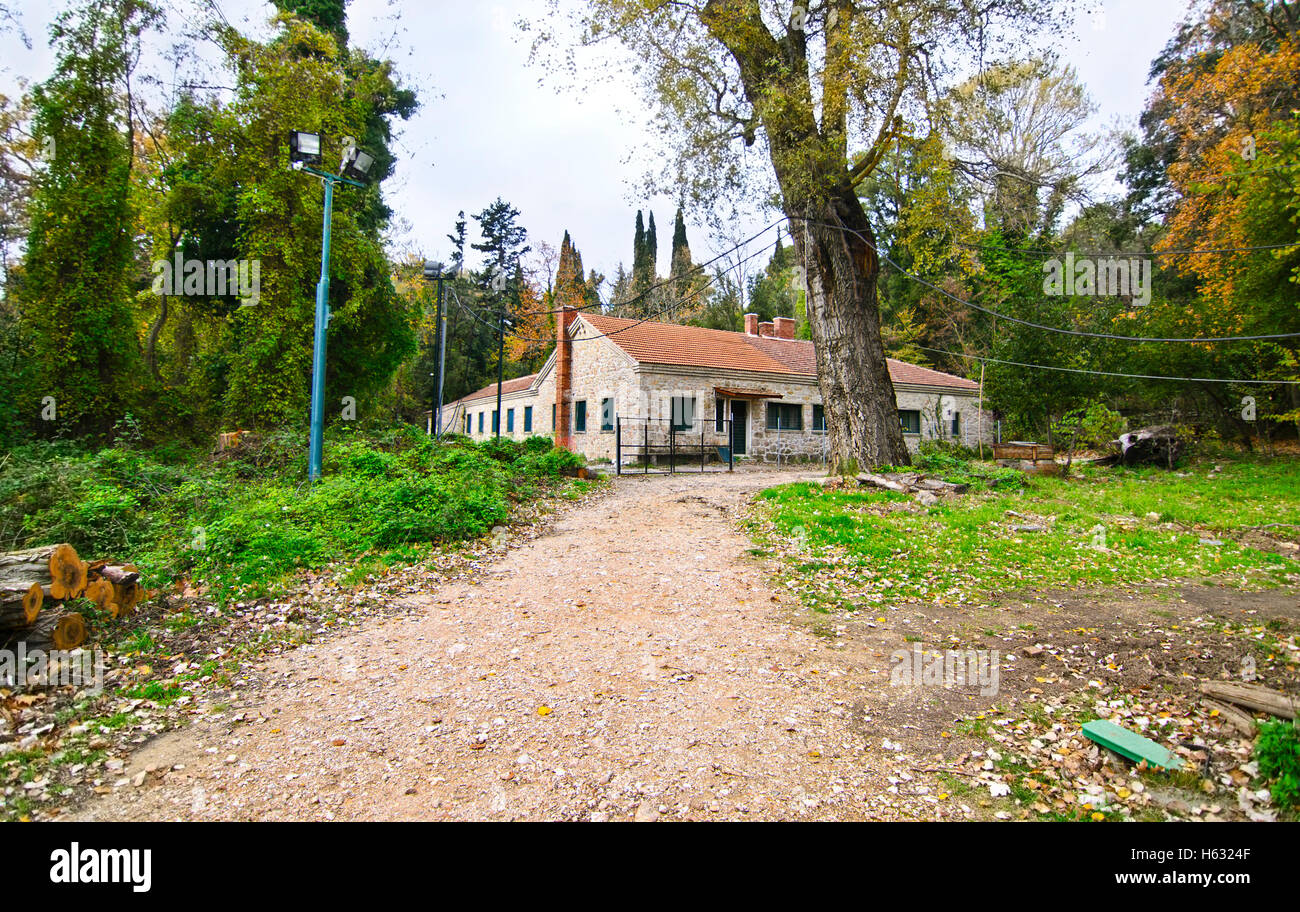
[890,644,1000,696]
[152,254,261,308]
[1,644,104,695]
[1042,252,1151,306]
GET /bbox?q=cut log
[0,545,60,590]
[2,543,87,600]
[93,564,140,587]
[1198,681,1297,720]
[916,478,970,495]
[858,473,911,493]
[0,583,44,628]
[51,612,87,651]
[1200,697,1258,737]
[49,544,87,600]
[83,578,120,618]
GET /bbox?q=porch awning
[715,387,783,400]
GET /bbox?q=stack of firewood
[0,543,144,651]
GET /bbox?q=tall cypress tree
[631,209,650,302]
[669,206,693,297]
[645,210,658,281]
[556,230,586,311]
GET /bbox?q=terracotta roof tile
[451,373,538,406]
[581,313,799,374]
[579,314,978,391]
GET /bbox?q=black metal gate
[615,416,734,474]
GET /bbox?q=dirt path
[71,469,947,822]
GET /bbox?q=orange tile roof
[451,373,538,406]
[581,313,800,374]
[580,314,978,391]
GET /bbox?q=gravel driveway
[71,468,944,822]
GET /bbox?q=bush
[1255,720,1300,813]
[478,436,525,463]
[519,446,585,478]
[1053,401,1126,452]
[0,425,581,604]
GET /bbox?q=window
[766,402,803,430]
[950,412,961,438]
[899,410,921,434]
[715,397,727,432]
[507,408,515,433]
[575,400,587,433]
[601,397,614,431]
[524,406,533,433]
[464,413,470,434]
[492,410,499,433]
[552,404,556,432]
[478,412,484,434]
[812,404,826,432]
[670,396,696,431]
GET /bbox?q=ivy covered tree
[192,7,417,429]
[20,0,162,436]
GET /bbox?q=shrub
[1053,401,1126,452]
[0,426,578,604]
[1255,720,1300,813]
[519,447,585,478]
[479,436,525,463]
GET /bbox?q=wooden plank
[1082,719,1184,770]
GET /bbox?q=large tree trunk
[700,0,911,474]
[788,193,911,473]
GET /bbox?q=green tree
[20,0,162,437]
[537,0,1073,470]
[630,209,651,304]
[205,8,417,428]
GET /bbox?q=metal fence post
[616,416,621,476]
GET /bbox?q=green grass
[753,457,1300,611]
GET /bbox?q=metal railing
[615,416,734,474]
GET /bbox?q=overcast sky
[1,0,1195,284]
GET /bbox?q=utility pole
[422,261,447,436]
[495,310,508,440]
[489,265,513,441]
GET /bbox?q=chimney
[555,306,577,450]
[744,313,759,336]
[773,317,796,340]
[758,321,774,338]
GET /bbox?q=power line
[509,219,787,318]
[466,235,785,348]
[916,345,1300,386]
[789,216,1300,344]
[952,240,1298,258]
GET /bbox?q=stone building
[441,307,991,464]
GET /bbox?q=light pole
[290,131,377,483]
